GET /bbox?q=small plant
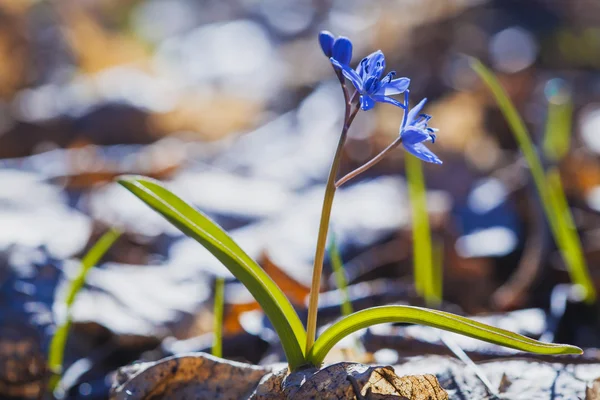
[471,59,596,304]
[48,228,121,393]
[118,33,582,372]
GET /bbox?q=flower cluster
[319,31,441,165]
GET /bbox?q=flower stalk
[305,76,358,354]
[307,34,442,357]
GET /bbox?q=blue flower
[319,31,352,65]
[400,98,442,164]
[329,49,410,111]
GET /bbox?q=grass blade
[546,168,592,295]
[543,80,572,162]
[212,277,225,358]
[307,305,582,366]
[471,59,596,303]
[48,227,121,392]
[406,155,439,306]
[328,234,353,316]
[118,175,307,369]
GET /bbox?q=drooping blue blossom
[329,49,410,111]
[400,98,442,164]
[319,31,352,65]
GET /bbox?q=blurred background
[2,0,600,398]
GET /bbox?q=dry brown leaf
[110,353,270,400]
[587,377,600,400]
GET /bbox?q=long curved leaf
[307,305,582,366]
[118,175,307,369]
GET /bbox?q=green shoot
[471,59,596,303]
[212,277,225,358]
[543,80,573,162]
[48,228,121,392]
[328,234,353,317]
[405,154,440,306]
[546,168,592,297]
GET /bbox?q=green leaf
[545,168,592,298]
[405,154,440,306]
[118,175,307,369]
[470,58,596,303]
[212,277,225,358]
[48,227,121,391]
[307,305,582,366]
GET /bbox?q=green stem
[212,277,225,358]
[305,96,359,356]
[48,228,121,393]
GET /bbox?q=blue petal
[357,50,385,80]
[377,77,410,96]
[332,37,353,65]
[330,58,363,91]
[407,98,428,125]
[319,31,335,57]
[364,76,379,93]
[403,142,442,164]
[400,126,430,145]
[360,95,375,110]
[371,95,405,109]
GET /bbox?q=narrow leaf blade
[118,175,306,369]
[48,227,121,391]
[470,58,596,303]
[308,305,582,366]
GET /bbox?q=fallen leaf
[110,353,269,400]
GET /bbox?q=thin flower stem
[335,90,410,188]
[305,77,359,355]
[335,136,403,188]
